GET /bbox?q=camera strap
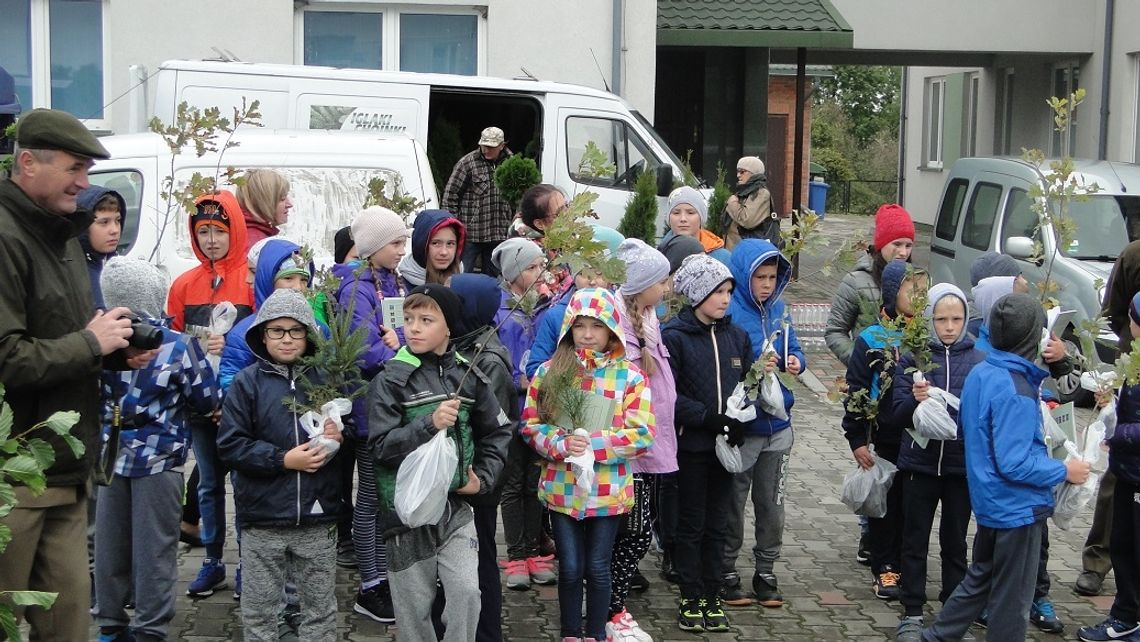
[94,385,125,487]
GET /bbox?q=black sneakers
[353,581,395,624]
[753,572,785,607]
[678,597,705,631]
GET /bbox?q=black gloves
[714,414,746,447]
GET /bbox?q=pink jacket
[615,293,678,474]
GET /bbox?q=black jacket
[453,326,517,505]
[887,335,986,477]
[662,306,754,453]
[217,361,344,529]
[1110,384,1140,484]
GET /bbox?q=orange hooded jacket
[166,191,255,333]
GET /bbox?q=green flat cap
[16,108,110,160]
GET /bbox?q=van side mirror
[656,164,674,197]
[1005,237,1039,263]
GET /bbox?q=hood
[410,209,465,271]
[557,287,625,360]
[853,251,874,274]
[397,253,426,288]
[925,282,970,347]
[76,185,126,259]
[728,238,791,315]
[245,288,320,363]
[253,239,311,307]
[971,276,1016,327]
[448,273,502,336]
[189,191,249,274]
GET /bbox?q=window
[923,77,946,168]
[1000,188,1040,252]
[966,74,980,157]
[961,182,1003,251]
[297,6,484,76]
[566,116,658,190]
[1051,62,1080,156]
[935,178,969,241]
[0,0,108,126]
[997,69,1015,155]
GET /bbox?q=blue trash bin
[808,181,830,218]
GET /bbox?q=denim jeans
[549,512,622,639]
[190,418,228,553]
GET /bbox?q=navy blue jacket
[1110,383,1140,485]
[960,349,1066,529]
[662,306,754,453]
[842,323,902,451]
[727,239,804,435]
[889,335,986,477]
[525,284,576,380]
[76,186,126,310]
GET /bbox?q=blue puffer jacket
[1109,382,1140,485]
[842,323,902,451]
[662,306,754,453]
[219,239,317,390]
[726,239,804,435]
[526,284,576,380]
[494,288,540,412]
[888,284,986,477]
[960,349,1067,529]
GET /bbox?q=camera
[125,314,164,350]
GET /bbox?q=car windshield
[1060,195,1140,260]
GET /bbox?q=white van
[143,59,682,230]
[90,128,437,279]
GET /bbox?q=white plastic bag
[205,302,238,371]
[840,452,898,518]
[564,428,595,493]
[298,398,352,465]
[1098,400,1118,440]
[724,382,757,423]
[394,429,458,528]
[911,372,959,441]
[757,372,789,421]
[1052,422,1106,531]
[715,434,744,473]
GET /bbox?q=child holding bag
[521,287,655,642]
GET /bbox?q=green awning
[658,0,853,49]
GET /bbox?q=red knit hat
[873,204,915,249]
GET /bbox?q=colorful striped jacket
[521,287,655,520]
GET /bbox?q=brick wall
[768,76,813,216]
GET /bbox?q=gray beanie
[491,237,545,284]
[657,233,705,274]
[246,289,320,361]
[351,206,407,260]
[617,238,670,295]
[988,292,1045,361]
[667,186,708,225]
[673,253,733,307]
[100,257,169,319]
[969,252,1021,287]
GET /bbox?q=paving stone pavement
[91,216,1113,640]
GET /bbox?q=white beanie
[351,206,407,260]
[737,156,765,175]
[616,238,670,295]
[667,186,708,225]
[101,256,170,319]
[673,253,732,307]
[491,237,545,284]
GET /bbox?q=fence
[788,302,831,349]
[827,180,899,215]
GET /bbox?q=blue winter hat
[880,259,911,318]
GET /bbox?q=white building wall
[101,0,655,134]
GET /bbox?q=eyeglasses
[264,326,308,340]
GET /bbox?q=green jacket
[0,179,107,487]
[368,346,511,538]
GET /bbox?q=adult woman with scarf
[725,156,779,249]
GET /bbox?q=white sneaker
[606,610,653,642]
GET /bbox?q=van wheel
[1055,332,1094,408]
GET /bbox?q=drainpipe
[1098,0,1114,160]
[897,69,909,204]
[611,0,623,96]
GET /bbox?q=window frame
[1050,60,1080,157]
[998,69,1015,155]
[293,3,487,76]
[966,73,980,158]
[922,77,946,169]
[8,0,112,131]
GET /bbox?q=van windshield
[1061,195,1140,260]
[631,110,686,179]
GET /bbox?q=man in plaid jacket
[442,126,513,277]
